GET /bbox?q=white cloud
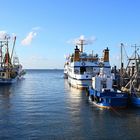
[79,35,85,40]
[21,31,37,46]
[0,31,9,39]
[32,26,41,31]
[67,35,96,45]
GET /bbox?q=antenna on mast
[76,35,88,53]
[75,35,96,53]
[120,43,124,76]
[68,35,96,53]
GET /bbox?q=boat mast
[120,43,124,87]
[76,37,87,53]
[0,41,2,67]
[80,39,84,53]
[5,37,10,78]
[6,37,9,66]
[120,43,124,76]
[11,36,16,62]
[77,38,85,53]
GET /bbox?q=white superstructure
[65,37,111,89]
[92,64,114,92]
[67,53,100,89]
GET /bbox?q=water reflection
[65,80,84,114]
[0,85,12,98]
[68,86,83,100]
[0,85,12,110]
[0,71,140,139]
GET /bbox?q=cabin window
[80,66,86,74]
[74,69,79,74]
[103,83,107,88]
[86,67,93,73]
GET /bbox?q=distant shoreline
[25,69,63,71]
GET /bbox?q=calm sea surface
[0,70,140,140]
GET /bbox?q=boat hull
[130,96,140,107]
[0,78,17,84]
[88,88,128,109]
[68,76,92,89]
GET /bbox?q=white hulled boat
[65,36,110,89]
[87,49,129,109]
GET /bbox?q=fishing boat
[65,36,101,89]
[120,44,140,107]
[0,36,25,84]
[87,48,128,109]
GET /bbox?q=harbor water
[0,70,140,140]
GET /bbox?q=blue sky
[0,0,140,69]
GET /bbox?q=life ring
[81,62,86,66]
[99,62,104,67]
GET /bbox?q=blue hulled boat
[87,48,129,109]
[88,74,129,109]
[88,88,128,109]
